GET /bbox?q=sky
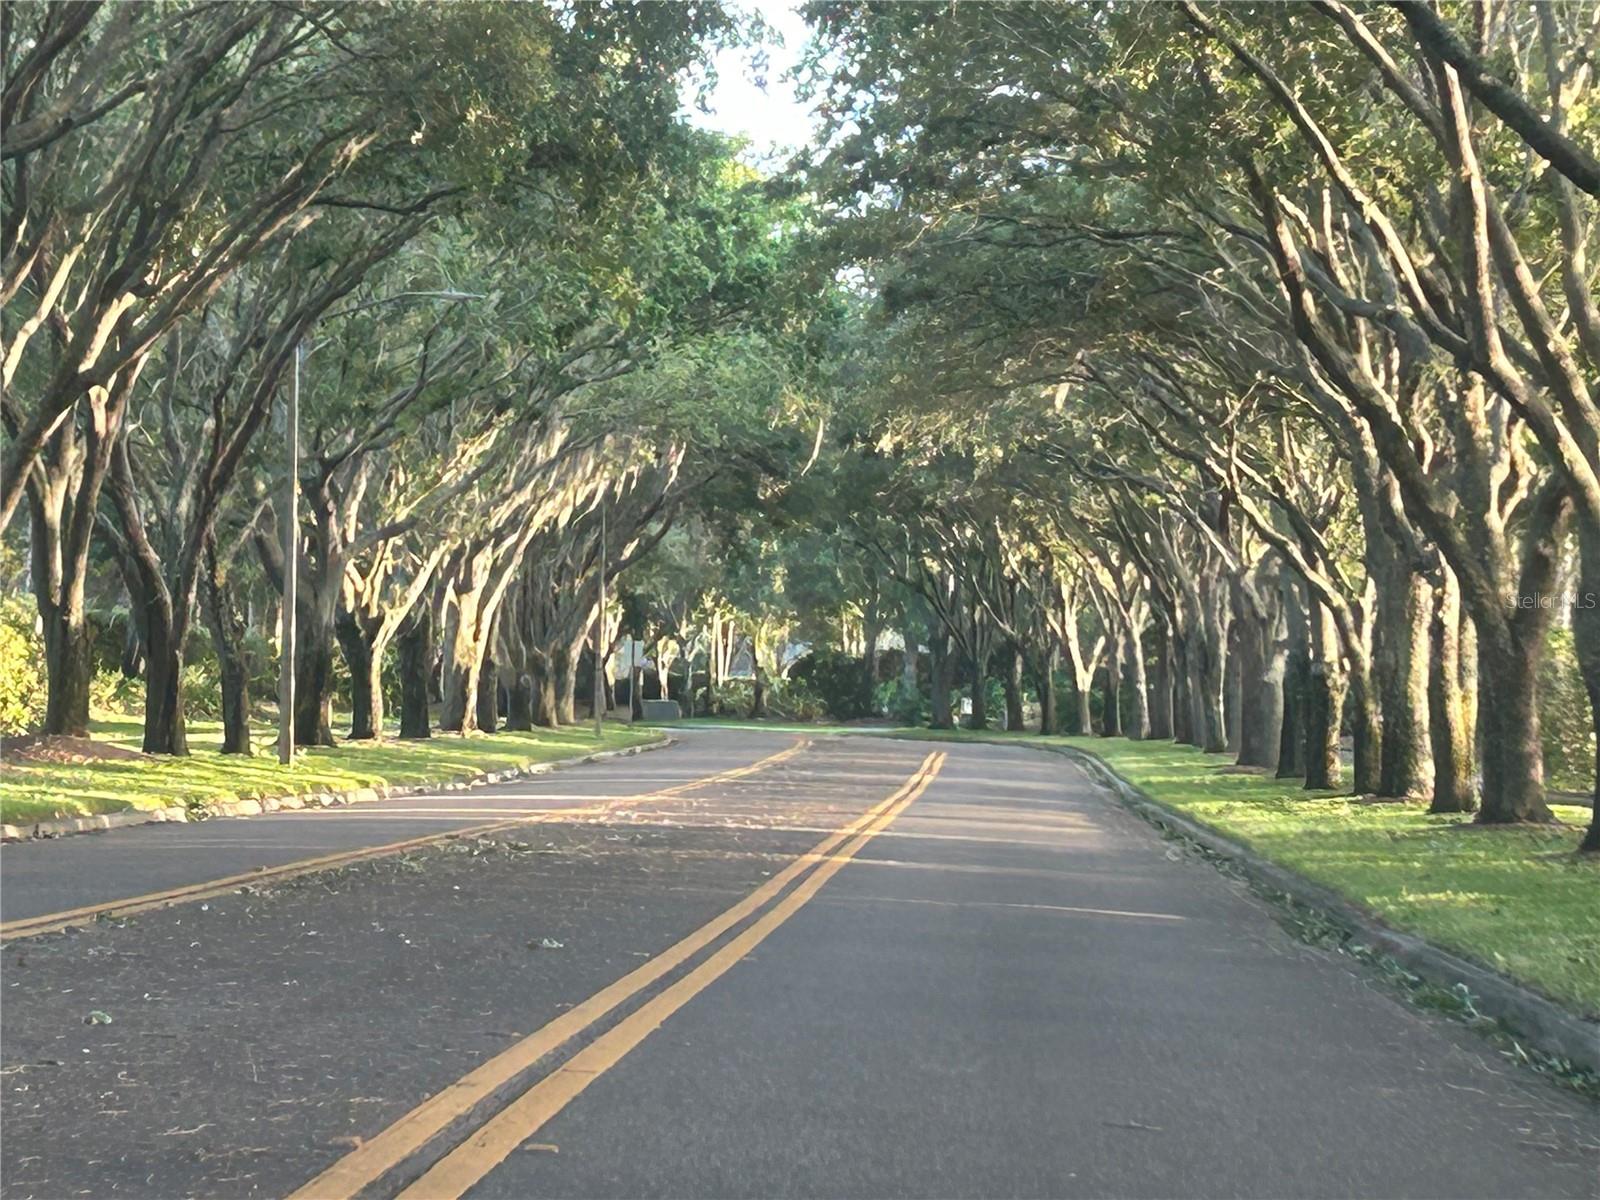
[691,4,820,165]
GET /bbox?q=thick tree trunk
[1101,637,1123,737]
[200,546,251,755]
[751,665,769,718]
[1376,569,1434,799]
[1224,619,1243,754]
[1037,643,1059,735]
[141,614,189,756]
[1234,610,1282,771]
[1573,536,1600,851]
[476,653,499,734]
[1475,636,1552,823]
[439,594,480,734]
[1126,621,1151,740]
[1146,620,1174,740]
[294,618,336,747]
[1428,567,1475,813]
[1277,575,1309,779]
[336,614,381,741]
[529,653,559,727]
[901,626,920,690]
[557,638,582,725]
[1193,602,1229,753]
[928,625,953,730]
[39,594,94,737]
[1003,644,1025,731]
[1347,664,1382,796]
[1304,602,1345,790]
[396,609,432,740]
[967,649,989,730]
[1171,630,1195,744]
[505,673,535,731]
[31,498,93,737]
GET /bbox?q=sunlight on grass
[887,728,1599,1015]
[0,713,661,825]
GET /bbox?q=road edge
[0,734,674,844]
[869,729,1599,1077]
[1051,741,1600,1075]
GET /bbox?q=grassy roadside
[0,714,662,825]
[884,728,1600,1016]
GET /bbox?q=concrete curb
[1047,741,1600,1075]
[1,734,675,844]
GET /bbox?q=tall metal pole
[278,341,303,765]
[593,502,605,738]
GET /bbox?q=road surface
[1,730,1594,1199]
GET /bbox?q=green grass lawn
[0,713,661,825]
[887,728,1600,1016]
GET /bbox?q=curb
[1,734,675,844]
[1047,742,1600,1076]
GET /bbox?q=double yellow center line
[0,738,813,942]
[290,749,947,1200]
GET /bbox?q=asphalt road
[0,729,801,925]
[1,731,1595,1199]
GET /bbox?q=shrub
[1539,626,1595,794]
[0,595,45,735]
[876,677,928,726]
[768,677,827,722]
[89,668,142,715]
[789,649,873,720]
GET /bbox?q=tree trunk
[1573,535,1600,850]
[1101,636,1123,737]
[557,637,582,725]
[1126,620,1151,740]
[1276,575,1309,779]
[1224,618,1243,753]
[1376,568,1434,799]
[751,664,769,718]
[928,625,953,730]
[200,544,251,755]
[505,672,535,731]
[1428,566,1475,813]
[1347,662,1382,796]
[141,613,189,756]
[1475,635,1552,823]
[1233,591,1282,771]
[31,500,93,737]
[1002,644,1024,731]
[396,608,432,740]
[1037,643,1059,735]
[1192,604,1228,753]
[1170,629,1195,744]
[1304,602,1344,790]
[294,617,336,747]
[967,648,989,730]
[901,626,919,690]
[530,652,559,727]
[336,614,381,741]
[476,652,499,734]
[1146,620,1174,740]
[1074,679,1093,737]
[439,592,480,734]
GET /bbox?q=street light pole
[278,340,303,765]
[594,501,605,738]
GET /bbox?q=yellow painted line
[393,752,947,1200]
[0,739,811,942]
[286,749,942,1200]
